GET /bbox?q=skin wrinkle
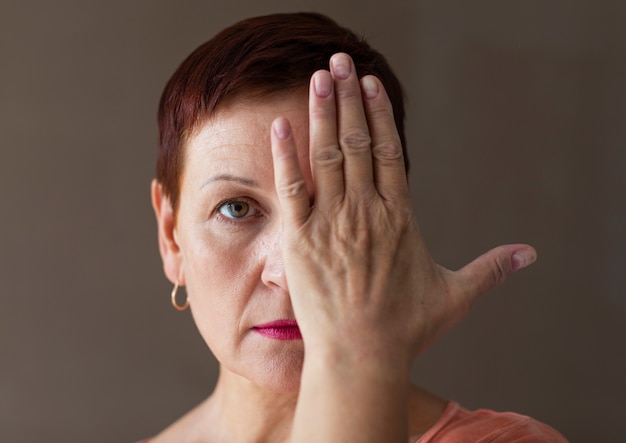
[201,174,261,189]
[276,178,308,200]
[151,48,541,441]
[173,92,311,398]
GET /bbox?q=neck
[197,367,299,443]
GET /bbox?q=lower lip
[253,326,302,340]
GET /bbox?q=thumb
[452,244,537,302]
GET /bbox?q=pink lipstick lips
[253,320,302,340]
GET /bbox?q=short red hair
[157,12,408,213]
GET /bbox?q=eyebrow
[200,174,260,189]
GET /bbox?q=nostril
[261,255,288,290]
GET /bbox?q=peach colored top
[416,402,568,442]
[138,401,568,443]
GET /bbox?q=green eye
[219,201,251,219]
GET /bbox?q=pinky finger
[271,117,311,228]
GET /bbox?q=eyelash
[214,197,262,225]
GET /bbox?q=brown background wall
[1,1,624,441]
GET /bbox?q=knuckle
[310,106,334,120]
[313,146,344,167]
[489,257,510,286]
[372,140,403,162]
[368,100,393,118]
[277,178,307,199]
[336,85,362,101]
[340,130,372,151]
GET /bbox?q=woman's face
[173,92,312,391]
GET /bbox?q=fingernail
[273,118,291,140]
[361,76,379,99]
[330,54,351,79]
[314,71,332,98]
[511,249,537,271]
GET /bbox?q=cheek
[180,225,265,339]
[185,232,258,308]
[185,248,255,360]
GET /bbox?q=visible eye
[218,200,255,219]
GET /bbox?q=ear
[151,179,184,285]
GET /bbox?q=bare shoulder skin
[148,383,447,443]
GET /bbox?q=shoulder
[138,397,210,443]
[417,402,568,443]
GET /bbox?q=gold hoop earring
[171,281,189,311]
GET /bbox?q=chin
[233,346,305,393]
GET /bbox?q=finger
[451,244,538,304]
[360,75,409,203]
[308,69,344,209]
[271,117,311,227]
[330,53,375,197]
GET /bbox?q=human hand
[270,52,536,368]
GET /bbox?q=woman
[148,12,566,442]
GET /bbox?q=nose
[260,226,289,291]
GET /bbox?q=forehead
[183,92,310,175]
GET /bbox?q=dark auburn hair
[157,12,408,213]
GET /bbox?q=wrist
[303,338,413,384]
[294,342,410,443]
